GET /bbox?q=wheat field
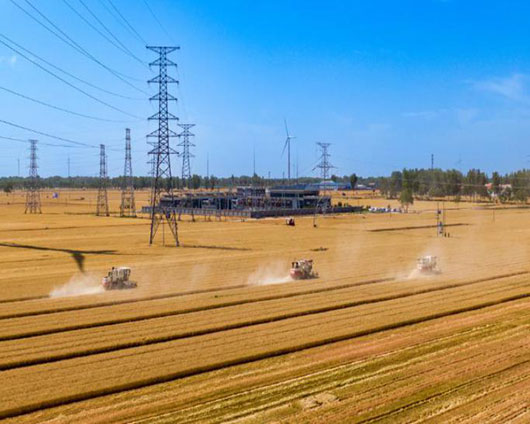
[0,190,528,423]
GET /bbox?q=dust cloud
[49,273,104,298]
[247,262,292,286]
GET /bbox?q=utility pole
[96,144,109,216]
[67,155,71,179]
[147,46,180,247]
[313,142,336,180]
[177,123,195,181]
[120,128,136,217]
[17,158,20,177]
[24,139,42,214]
[206,153,209,179]
[431,153,434,171]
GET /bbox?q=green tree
[399,188,414,211]
[491,171,502,196]
[349,173,358,190]
[3,182,13,194]
[388,171,402,198]
[190,174,202,190]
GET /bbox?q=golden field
[0,189,529,423]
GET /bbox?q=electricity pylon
[24,139,42,214]
[120,128,136,217]
[96,144,109,216]
[147,46,180,246]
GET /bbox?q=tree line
[377,168,530,203]
[2,168,529,203]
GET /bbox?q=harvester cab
[416,256,440,274]
[102,266,137,290]
[290,259,319,280]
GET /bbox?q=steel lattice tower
[313,142,336,180]
[178,123,195,181]
[147,46,180,246]
[96,144,110,216]
[25,139,42,214]
[120,128,136,217]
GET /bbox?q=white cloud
[402,110,443,120]
[0,54,17,67]
[455,108,478,125]
[471,73,528,102]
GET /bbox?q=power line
[61,0,146,67]
[0,118,96,148]
[10,0,147,92]
[0,33,143,100]
[76,0,147,67]
[0,134,82,148]
[0,85,133,123]
[101,0,147,45]
[142,0,175,43]
[0,37,143,119]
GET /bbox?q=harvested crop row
[1,269,526,341]
[10,298,526,424]
[0,280,528,419]
[0,272,528,370]
[0,274,395,321]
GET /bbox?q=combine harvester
[102,267,137,290]
[285,217,296,226]
[290,259,319,280]
[416,256,441,275]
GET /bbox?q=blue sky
[1,0,530,178]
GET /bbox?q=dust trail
[247,262,292,286]
[49,273,103,298]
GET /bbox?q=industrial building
[144,184,362,218]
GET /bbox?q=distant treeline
[0,175,338,191]
[2,169,530,202]
[376,168,530,202]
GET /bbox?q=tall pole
[24,139,42,214]
[67,155,70,179]
[96,144,109,216]
[147,46,180,246]
[120,128,136,217]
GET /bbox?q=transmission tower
[313,142,336,180]
[177,123,195,181]
[120,128,136,217]
[147,46,180,246]
[96,144,109,216]
[24,139,42,214]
